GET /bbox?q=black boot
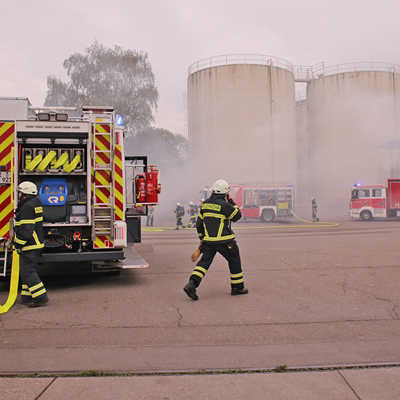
[184,281,199,301]
[29,296,49,308]
[20,296,32,305]
[231,287,249,296]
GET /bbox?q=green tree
[45,41,158,135]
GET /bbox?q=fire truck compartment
[27,175,88,225]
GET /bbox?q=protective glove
[191,241,203,262]
[191,248,201,262]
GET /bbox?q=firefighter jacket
[196,193,241,244]
[175,205,185,217]
[14,196,44,252]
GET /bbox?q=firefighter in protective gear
[14,181,48,307]
[175,202,185,229]
[188,201,197,228]
[183,179,248,300]
[312,197,319,222]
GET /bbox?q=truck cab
[350,184,386,220]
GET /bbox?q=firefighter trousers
[189,241,245,290]
[19,250,48,303]
[176,216,183,229]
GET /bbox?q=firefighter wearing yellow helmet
[14,181,48,307]
[183,179,248,300]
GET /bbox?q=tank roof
[188,54,294,75]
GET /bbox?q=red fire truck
[230,184,294,222]
[0,103,160,276]
[350,179,400,220]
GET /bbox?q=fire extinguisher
[145,165,160,203]
[135,174,146,202]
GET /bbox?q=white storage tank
[187,55,297,188]
[306,63,400,215]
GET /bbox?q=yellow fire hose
[36,150,57,172]
[52,152,69,169]
[291,210,339,227]
[63,153,81,173]
[25,153,43,171]
[0,250,20,314]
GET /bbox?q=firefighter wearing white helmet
[14,181,48,307]
[212,179,230,194]
[184,179,248,300]
[18,181,38,195]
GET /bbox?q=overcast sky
[1,0,400,135]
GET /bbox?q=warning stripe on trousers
[114,145,124,220]
[0,122,14,169]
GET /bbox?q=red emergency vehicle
[230,184,294,222]
[350,179,400,220]
[0,103,161,277]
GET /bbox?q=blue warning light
[116,114,124,126]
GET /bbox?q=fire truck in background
[350,179,400,220]
[0,99,160,276]
[230,184,294,222]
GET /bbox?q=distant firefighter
[312,198,319,222]
[175,202,185,229]
[188,201,197,227]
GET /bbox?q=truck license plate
[0,171,11,185]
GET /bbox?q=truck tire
[360,210,373,221]
[262,209,275,223]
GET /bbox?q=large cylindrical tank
[187,55,297,188]
[307,63,400,215]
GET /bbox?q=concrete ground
[1,218,400,398]
[2,368,400,400]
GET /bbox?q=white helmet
[18,181,38,195]
[177,202,181,206]
[212,179,230,194]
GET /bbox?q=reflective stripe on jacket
[14,196,44,252]
[196,193,241,244]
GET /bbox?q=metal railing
[188,54,294,75]
[312,61,400,77]
[188,55,400,82]
[294,61,400,81]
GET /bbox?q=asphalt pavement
[1,218,400,399]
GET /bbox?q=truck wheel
[360,210,372,221]
[262,209,275,223]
